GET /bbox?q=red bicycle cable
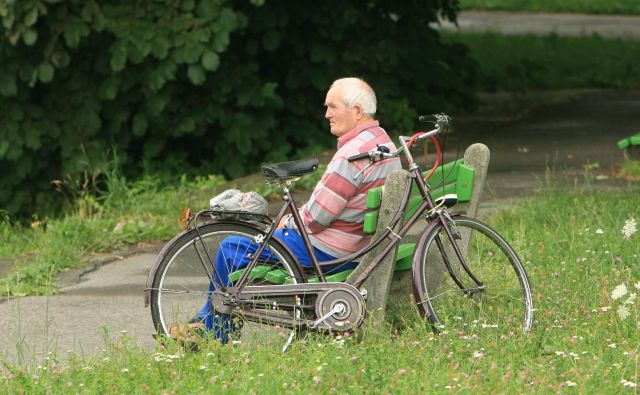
[407,133,442,180]
[423,136,442,181]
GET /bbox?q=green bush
[0,0,478,219]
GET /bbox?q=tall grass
[2,187,639,392]
[460,0,640,15]
[0,166,225,296]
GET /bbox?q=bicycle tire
[150,222,302,340]
[413,215,533,334]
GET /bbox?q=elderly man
[175,77,401,341]
[277,77,401,258]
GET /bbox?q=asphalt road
[435,10,640,38]
[2,12,640,365]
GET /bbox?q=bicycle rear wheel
[413,215,533,334]
[150,222,302,342]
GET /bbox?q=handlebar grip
[347,152,371,162]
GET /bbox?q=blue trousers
[196,229,356,342]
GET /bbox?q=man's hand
[276,214,290,230]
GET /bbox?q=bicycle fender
[143,219,299,307]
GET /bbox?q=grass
[1,186,639,392]
[620,160,640,179]
[443,32,640,91]
[459,0,640,15]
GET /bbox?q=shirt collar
[337,120,380,149]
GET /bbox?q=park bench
[618,133,640,160]
[229,159,475,284]
[229,157,476,284]
[228,143,490,326]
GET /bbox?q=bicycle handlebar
[347,152,372,163]
[346,113,451,163]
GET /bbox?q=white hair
[331,77,377,116]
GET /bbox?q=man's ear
[353,104,364,120]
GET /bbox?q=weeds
[0,170,225,296]
[620,160,640,179]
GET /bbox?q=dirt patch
[0,259,13,278]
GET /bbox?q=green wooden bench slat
[403,163,475,222]
[618,138,631,149]
[403,183,455,223]
[229,267,354,285]
[363,160,476,236]
[395,243,415,271]
[265,268,289,284]
[618,133,640,149]
[427,159,464,187]
[363,211,379,234]
[283,269,354,284]
[228,265,272,283]
[450,163,475,202]
[366,187,383,209]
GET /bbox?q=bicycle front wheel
[413,215,533,334]
[150,222,301,341]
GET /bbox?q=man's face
[324,87,359,137]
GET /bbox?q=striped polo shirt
[289,121,402,259]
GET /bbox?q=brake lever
[352,145,392,179]
[353,160,374,180]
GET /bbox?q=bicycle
[144,114,534,349]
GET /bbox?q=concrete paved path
[0,253,158,364]
[435,10,640,38]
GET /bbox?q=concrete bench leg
[346,169,409,328]
[624,147,640,161]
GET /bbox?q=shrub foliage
[0,0,477,218]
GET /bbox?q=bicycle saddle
[261,158,319,180]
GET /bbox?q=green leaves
[63,18,90,48]
[0,74,17,97]
[132,114,148,136]
[187,64,206,85]
[151,36,171,59]
[22,28,38,45]
[37,63,54,83]
[201,51,220,71]
[262,29,280,51]
[0,0,475,220]
[99,77,120,100]
[196,0,220,18]
[0,140,9,159]
[23,7,38,27]
[110,44,127,72]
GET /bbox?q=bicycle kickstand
[282,304,345,353]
